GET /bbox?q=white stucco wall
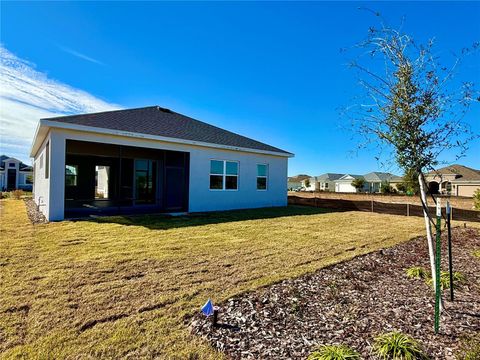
[32,133,52,219]
[335,181,357,193]
[34,128,289,220]
[188,146,287,212]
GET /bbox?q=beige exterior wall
[455,184,480,197]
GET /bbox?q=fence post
[371,199,374,213]
[407,203,410,217]
[434,199,442,334]
[446,201,454,301]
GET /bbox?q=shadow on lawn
[80,205,337,230]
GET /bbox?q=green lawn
[0,199,429,359]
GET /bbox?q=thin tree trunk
[418,174,443,312]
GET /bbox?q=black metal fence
[288,195,480,223]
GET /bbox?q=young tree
[304,178,310,189]
[380,181,394,194]
[473,189,480,210]
[400,168,420,195]
[351,178,365,192]
[344,13,479,311]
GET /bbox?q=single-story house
[303,173,344,192]
[363,172,397,193]
[30,106,293,221]
[0,155,33,191]
[334,174,364,193]
[425,164,480,197]
[389,175,404,191]
[301,177,316,191]
[287,180,302,191]
[287,174,310,191]
[316,173,345,192]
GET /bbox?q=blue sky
[1,1,479,176]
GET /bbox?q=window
[325,182,329,189]
[209,160,238,190]
[45,142,50,179]
[446,182,452,194]
[257,164,268,190]
[9,163,15,167]
[65,165,78,186]
[26,175,33,184]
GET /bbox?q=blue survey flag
[201,299,214,317]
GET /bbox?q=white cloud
[58,46,104,65]
[0,45,120,163]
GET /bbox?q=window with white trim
[210,160,238,190]
[256,164,268,190]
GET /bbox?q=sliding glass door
[135,159,156,205]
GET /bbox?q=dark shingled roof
[43,106,291,155]
[0,155,32,171]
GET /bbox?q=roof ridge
[40,105,156,121]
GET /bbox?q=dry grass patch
[1,199,435,358]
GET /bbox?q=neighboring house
[389,175,404,191]
[363,172,397,193]
[287,180,302,190]
[302,173,345,192]
[301,177,316,191]
[30,106,293,221]
[0,155,33,191]
[315,173,344,192]
[425,164,480,197]
[334,174,364,193]
[287,174,310,191]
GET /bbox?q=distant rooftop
[0,155,32,171]
[363,172,396,182]
[427,164,480,181]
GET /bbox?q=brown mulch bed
[191,227,480,359]
[24,198,48,224]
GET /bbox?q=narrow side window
[257,164,268,190]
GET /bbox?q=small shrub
[308,344,361,360]
[373,331,427,360]
[380,181,395,194]
[10,190,25,200]
[426,271,466,290]
[473,249,480,259]
[456,336,480,360]
[405,267,427,280]
[473,189,480,210]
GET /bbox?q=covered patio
[64,139,189,217]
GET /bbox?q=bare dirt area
[191,227,480,359]
[290,191,476,211]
